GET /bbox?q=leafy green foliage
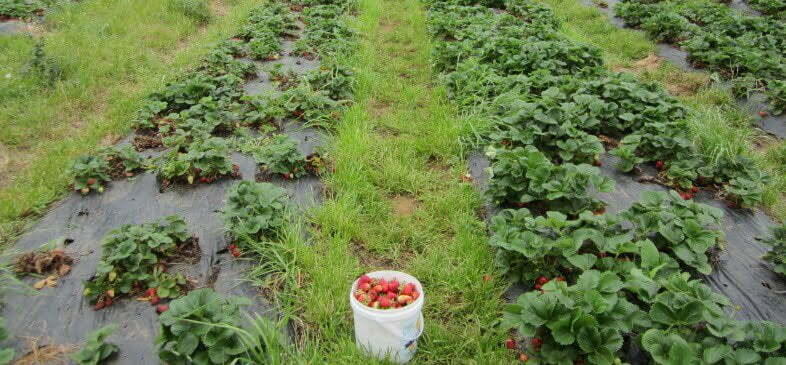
[305,63,355,101]
[294,4,357,58]
[277,84,341,126]
[156,137,237,184]
[100,145,147,176]
[766,80,786,116]
[252,134,308,178]
[221,181,288,247]
[69,324,119,365]
[0,317,13,365]
[67,155,110,194]
[0,0,53,19]
[83,216,193,305]
[486,146,613,214]
[167,0,211,23]
[761,224,786,276]
[155,288,251,364]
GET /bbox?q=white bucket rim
[349,270,424,316]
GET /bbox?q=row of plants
[0,0,55,20]
[746,0,786,19]
[82,215,197,310]
[612,0,786,114]
[427,0,786,363]
[65,0,356,192]
[429,0,769,209]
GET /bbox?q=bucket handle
[379,312,425,344]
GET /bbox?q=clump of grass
[167,0,211,24]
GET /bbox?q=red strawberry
[387,292,397,300]
[87,178,97,185]
[373,284,384,293]
[655,160,665,170]
[397,295,412,304]
[592,207,606,215]
[592,159,602,167]
[199,177,209,183]
[534,284,542,290]
[156,304,169,314]
[359,275,371,284]
[483,274,492,282]
[145,288,157,297]
[104,297,113,307]
[380,297,391,308]
[532,338,542,348]
[359,282,371,291]
[369,292,378,302]
[150,295,161,305]
[519,353,529,362]
[411,291,420,300]
[402,283,415,295]
[388,280,400,292]
[759,111,768,117]
[505,338,516,350]
[691,186,699,193]
[536,276,549,285]
[94,301,106,310]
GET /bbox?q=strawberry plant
[68,155,111,195]
[761,224,786,276]
[766,80,786,116]
[156,137,239,186]
[100,145,147,179]
[304,63,355,101]
[252,134,308,178]
[155,288,251,364]
[241,94,286,127]
[641,11,692,43]
[486,146,613,214]
[621,190,723,274]
[83,215,195,308]
[69,324,119,365]
[221,181,288,247]
[276,84,341,126]
[0,0,51,19]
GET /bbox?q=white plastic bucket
[349,270,425,364]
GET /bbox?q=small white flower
[4,73,11,79]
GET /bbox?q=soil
[132,133,163,151]
[391,194,419,217]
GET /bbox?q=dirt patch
[391,194,419,217]
[368,98,391,120]
[350,239,394,269]
[427,155,450,172]
[664,72,709,96]
[612,54,661,74]
[379,18,400,34]
[210,0,229,17]
[100,133,122,147]
[133,133,163,151]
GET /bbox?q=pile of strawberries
[228,243,241,258]
[353,274,420,310]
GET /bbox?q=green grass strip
[279,0,514,361]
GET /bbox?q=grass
[542,0,786,221]
[0,0,260,243]
[250,0,515,362]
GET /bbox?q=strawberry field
[2,0,786,363]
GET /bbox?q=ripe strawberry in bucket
[354,274,420,310]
